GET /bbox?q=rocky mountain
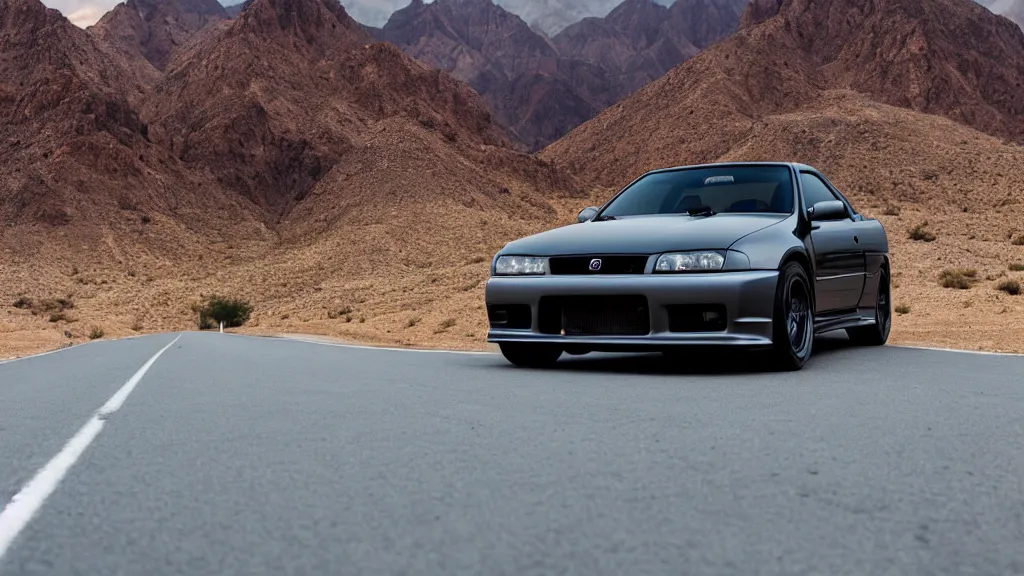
[382,0,743,150]
[547,0,1024,186]
[381,0,613,150]
[91,0,229,71]
[0,0,263,251]
[2,0,578,350]
[552,0,742,96]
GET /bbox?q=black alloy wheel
[770,261,814,371]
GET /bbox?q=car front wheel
[770,261,814,371]
[498,343,563,368]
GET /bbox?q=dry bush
[895,304,911,314]
[909,222,937,242]
[938,268,978,289]
[997,279,1021,295]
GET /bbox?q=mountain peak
[1,0,65,32]
[92,0,230,71]
[233,0,368,48]
[740,0,783,28]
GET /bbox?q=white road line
[0,334,181,561]
[0,346,78,366]
[888,344,1024,357]
[0,334,152,366]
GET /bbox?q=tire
[847,267,891,346]
[499,343,563,368]
[769,261,814,371]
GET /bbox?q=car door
[799,171,866,313]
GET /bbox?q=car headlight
[494,255,547,275]
[654,251,726,272]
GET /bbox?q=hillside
[0,0,270,255]
[1,0,580,358]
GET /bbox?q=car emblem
[589,258,602,271]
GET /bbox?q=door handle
[853,236,859,243]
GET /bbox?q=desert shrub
[327,305,354,320]
[938,268,978,289]
[434,318,457,333]
[882,205,901,216]
[407,317,420,328]
[49,312,67,323]
[1009,263,1024,272]
[909,222,936,242]
[88,327,105,340]
[997,279,1021,295]
[19,297,75,316]
[1012,236,1024,246]
[894,304,911,315]
[194,295,252,329]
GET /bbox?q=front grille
[539,296,650,336]
[548,255,648,275]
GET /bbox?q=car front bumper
[485,271,780,350]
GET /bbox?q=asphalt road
[1,332,1022,575]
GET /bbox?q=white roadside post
[219,321,224,333]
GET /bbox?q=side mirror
[807,200,847,222]
[577,206,599,223]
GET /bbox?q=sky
[42,0,426,27]
[40,0,1023,32]
[40,0,621,30]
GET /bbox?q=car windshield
[598,165,795,218]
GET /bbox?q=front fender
[728,217,808,271]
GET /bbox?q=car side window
[799,172,841,212]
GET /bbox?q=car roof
[643,161,818,175]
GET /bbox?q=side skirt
[812,309,875,335]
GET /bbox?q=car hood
[500,214,789,256]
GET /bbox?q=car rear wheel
[499,343,563,368]
[847,268,891,346]
[770,261,814,371]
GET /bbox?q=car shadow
[535,333,859,376]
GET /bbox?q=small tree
[195,295,253,329]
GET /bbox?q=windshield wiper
[686,205,717,217]
[594,214,617,221]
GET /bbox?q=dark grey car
[485,162,891,370]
